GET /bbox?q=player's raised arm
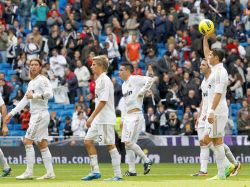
[203,35,211,61]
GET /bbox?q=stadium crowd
[0,0,250,137]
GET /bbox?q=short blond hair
[92,55,109,72]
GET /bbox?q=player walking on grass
[191,59,241,177]
[81,55,122,181]
[0,95,11,177]
[119,63,153,176]
[5,58,55,180]
[202,34,236,180]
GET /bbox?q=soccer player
[119,63,153,176]
[202,34,235,180]
[191,59,240,177]
[81,55,122,181]
[0,95,11,177]
[5,58,55,180]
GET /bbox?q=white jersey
[207,63,228,116]
[122,75,154,113]
[10,74,53,116]
[93,72,116,125]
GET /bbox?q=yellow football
[198,19,215,35]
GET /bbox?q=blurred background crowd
[0,0,249,138]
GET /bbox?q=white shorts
[121,112,144,143]
[25,111,50,142]
[204,115,227,138]
[197,114,206,141]
[85,123,115,145]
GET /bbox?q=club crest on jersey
[123,90,132,97]
[208,84,211,89]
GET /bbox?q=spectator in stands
[166,112,180,135]
[165,83,181,111]
[12,89,24,107]
[47,9,63,27]
[183,89,200,113]
[48,111,60,136]
[180,113,194,135]
[0,80,10,105]
[229,73,244,101]
[157,104,168,135]
[26,26,43,49]
[19,105,30,130]
[19,0,32,30]
[48,25,63,56]
[0,24,8,63]
[131,61,142,76]
[158,73,171,99]
[237,99,250,135]
[31,0,49,35]
[155,51,171,77]
[74,60,90,98]
[3,0,17,27]
[71,111,87,137]
[61,67,78,104]
[145,106,159,135]
[7,29,17,64]
[141,12,155,41]
[125,34,140,63]
[63,116,73,138]
[86,12,102,36]
[49,48,67,80]
[144,47,158,67]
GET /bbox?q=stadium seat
[0,63,11,69]
[10,130,26,136]
[64,104,75,110]
[0,70,7,75]
[240,42,248,48]
[60,110,74,118]
[51,104,64,110]
[7,70,16,76]
[59,123,65,130]
[8,124,14,130]
[14,124,22,130]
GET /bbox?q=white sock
[126,149,136,173]
[89,155,100,173]
[200,146,209,173]
[223,144,237,165]
[126,143,149,163]
[214,144,228,178]
[41,147,54,174]
[0,148,9,170]
[25,145,35,174]
[109,148,122,178]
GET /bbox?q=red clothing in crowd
[20,111,31,130]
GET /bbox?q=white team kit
[85,72,116,145]
[121,75,154,143]
[204,63,229,138]
[10,75,53,142]
[197,76,210,141]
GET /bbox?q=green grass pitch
[1,164,250,187]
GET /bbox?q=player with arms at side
[5,58,55,180]
[203,34,236,180]
[0,95,11,177]
[81,55,122,181]
[119,63,153,176]
[191,59,240,177]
